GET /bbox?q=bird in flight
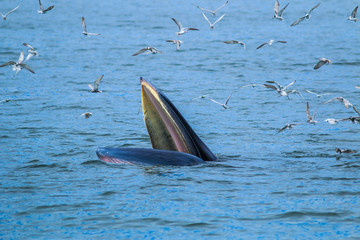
[290,3,320,26]
[82,17,101,36]
[348,6,358,22]
[256,40,287,49]
[273,0,289,21]
[264,80,302,98]
[0,51,35,76]
[0,99,19,105]
[314,58,332,70]
[80,112,93,119]
[304,89,332,98]
[1,6,19,20]
[323,97,353,109]
[166,40,183,50]
[210,92,233,109]
[224,40,246,49]
[23,43,38,61]
[171,18,199,35]
[306,102,317,124]
[38,0,54,14]
[89,75,104,93]
[201,13,225,30]
[132,47,162,56]
[197,1,229,16]
[277,123,301,133]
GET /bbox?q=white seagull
[290,3,320,26]
[323,97,353,109]
[89,75,104,93]
[171,18,199,35]
[273,0,289,21]
[314,58,332,70]
[306,102,317,124]
[201,13,225,30]
[304,89,332,98]
[166,40,183,50]
[1,6,19,20]
[210,92,233,109]
[82,17,101,36]
[23,43,38,61]
[224,40,246,49]
[132,47,162,56]
[264,80,302,98]
[197,1,229,16]
[38,0,54,14]
[348,6,358,22]
[0,51,35,76]
[256,39,287,49]
[324,118,350,125]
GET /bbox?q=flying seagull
[240,83,266,88]
[348,6,358,22]
[210,92,233,109]
[304,89,332,98]
[335,148,358,154]
[89,75,104,93]
[306,102,317,124]
[23,43,38,61]
[1,6,19,20]
[197,1,229,16]
[273,0,289,21]
[324,118,350,125]
[256,40,287,49]
[82,17,101,36]
[290,3,320,26]
[80,112,93,119]
[132,47,162,56]
[201,13,226,30]
[314,58,332,70]
[264,80,302,98]
[38,0,54,14]
[166,40,183,50]
[224,40,246,49]
[323,97,353,109]
[171,18,199,35]
[0,99,19,105]
[277,123,301,133]
[0,51,35,76]
[192,95,207,101]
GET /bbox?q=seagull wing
[224,40,237,44]
[276,40,287,43]
[266,80,282,90]
[308,3,320,15]
[278,2,289,16]
[224,92,233,105]
[44,5,54,13]
[166,40,175,43]
[290,16,306,26]
[18,51,25,64]
[132,48,148,56]
[19,63,35,74]
[171,18,183,31]
[0,61,16,67]
[151,47,163,53]
[6,5,19,16]
[323,97,338,105]
[23,43,35,50]
[39,0,44,10]
[213,14,225,26]
[215,1,229,12]
[202,12,212,26]
[277,125,288,133]
[264,84,279,91]
[197,6,213,14]
[351,6,358,18]
[342,98,353,108]
[94,74,104,90]
[88,84,94,91]
[351,106,360,116]
[306,102,312,120]
[25,53,35,62]
[305,89,317,96]
[210,98,223,106]
[283,80,296,90]
[274,0,280,15]
[82,17,87,32]
[314,59,326,69]
[256,43,268,49]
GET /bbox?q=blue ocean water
[1,0,360,239]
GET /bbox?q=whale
[96,77,217,166]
